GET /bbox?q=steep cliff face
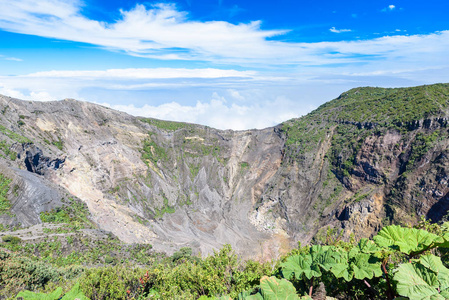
[0,96,284,258]
[0,83,449,259]
[260,83,449,245]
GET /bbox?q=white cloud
[0,54,23,62]
[0,67,261,102]
[0,1,288,64]
[329,27,352,33]
[99,94,311,130]
[382,5,396,12]
[4,57,23,62]
[26,68,256,79]
[0,0,436,68]
[227,89,245,101]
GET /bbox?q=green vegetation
[16,283,88,300]
[282,84,449,163]
[239,162,249,175]
[1,221,448,299]
[141,137,168,165]
[39,198,93,229]
[0,173,12,213]
[0,140,17,161]
[406,130,440,171]
[0,124,31,143]
[52,138,64,150]
[2,235,21,244]
[316,84,449,124]
[154,195,176,219]
[282,118,330,158]
[140,118,192,132]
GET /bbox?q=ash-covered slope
[0,83,449,259]
[0,95,283,258]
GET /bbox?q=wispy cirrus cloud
[329,27,352,33]
[0,54,23,62]
[26,68,256,79]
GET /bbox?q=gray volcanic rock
[0,164,64,227]
[0,84,449,259]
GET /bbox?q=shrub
[2,235,21,244]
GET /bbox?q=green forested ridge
[282,83,449,153]
[1,221,449,299]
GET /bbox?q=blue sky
[0,0,448,129]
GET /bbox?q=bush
[79,265,146,299]
[2,235,21,244]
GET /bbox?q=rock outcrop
[0,83,449,259]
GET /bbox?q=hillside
[0,83,449,260]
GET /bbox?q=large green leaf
[356,238,381,253]
[281,245,337,280]
[281,254,316,280]
[16,288,62,300]
[61,283,90,300]
[394,263,441,299]
[245,294,264,300]
[258,276,300,300]
[330,245,381,281]
[419,255,449,291]
[351,252,382,280]
[238,290,255,300]
[373,225,443,256]
[393,255,449,300]
[15,283,89,300]
[244,276,299,300]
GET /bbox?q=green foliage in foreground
[2,221,449,299]
[16,282,88,300]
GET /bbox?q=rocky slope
[0,83,449,259]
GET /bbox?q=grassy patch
[0,124,31,143]
[0,173,12,213]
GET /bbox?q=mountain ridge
[0,83,449,260]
